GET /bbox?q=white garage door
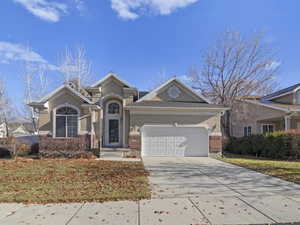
[141,125,209,157]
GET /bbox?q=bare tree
[23,63,48,133]
[59,45,92,88]
[188,31,279,136]
[0,79,12,137]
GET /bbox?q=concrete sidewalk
[1,194,300,225]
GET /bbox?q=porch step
[100,151,123,158]
[100,148,131,152]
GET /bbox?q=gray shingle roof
[126,101,227,109]
[263,83,300,100]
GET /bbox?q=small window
[262,124,274,134]
[244,126,252,136]
[55,106,78,138]
[108,103,120,114]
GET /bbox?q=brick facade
[128,133,141,151]
[39,134,90,158]
[209,136,222,154]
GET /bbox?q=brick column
[209,136,222,154]
[128,133,141,151]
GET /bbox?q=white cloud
[14,0,67,22]
[265,60,281,71]
[0,41,57,70]
[111,0,198,20]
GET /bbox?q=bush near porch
[225,129,300,159]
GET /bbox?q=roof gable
[91,73,132,88]
[263,83,300,100]
[138,78,211,103]
[39,85,93,104]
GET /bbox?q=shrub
[89,148,100,157]
[29,143,39,155]
[74,152,97,159]
[225,132,300,160]
[0,148,11,158]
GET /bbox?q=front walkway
[1,157,300,225]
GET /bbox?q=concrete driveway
[143,157,300,224]
[143,157,300,198]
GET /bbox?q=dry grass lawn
[219,156,300,184]
[0,158,150,203]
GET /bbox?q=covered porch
[257,113,300,134]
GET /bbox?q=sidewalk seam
[236,196,278,224]
[65,203,85,225]
[137,201,141,225]
[188,197,212,225]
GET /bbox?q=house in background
[231,83,300,137]
[0,122,35,138]
[0,122,7,138]
[29,73,228,157]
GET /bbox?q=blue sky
[0,0,300,108]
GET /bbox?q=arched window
[55,106,78,138]
[108,102,120,114]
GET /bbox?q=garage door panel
[142,126,208,157]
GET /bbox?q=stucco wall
[231,100,286,137]
[130,113,221,135]
[101,79,124,97]
[272,93,294,104]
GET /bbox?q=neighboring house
[231,83,300,137]
[29,73,228,157]
[0,122,35,138]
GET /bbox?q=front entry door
[108,119,119,145]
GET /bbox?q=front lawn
[218,156,300,184]
[0,158,150,203]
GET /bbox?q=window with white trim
[262,124,274,134]
[244,126,252,136]
[55,106,78,138]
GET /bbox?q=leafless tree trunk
[0,79,12,137]
[59,45,92,88]
[23,63,48,133]
[188,31,279,136]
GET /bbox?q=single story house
[0,122,35,138]
[231,83,300,137]
[29,73,228,157]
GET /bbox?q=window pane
[109,119,119,143]
[108,103,120,114]
[244,127,247,136]
[269,125,274,133]
[263,125,268,134]
[57,107,78,115]
[248,126,252,136]
[67,116,78,137]
[56,116,66,137]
